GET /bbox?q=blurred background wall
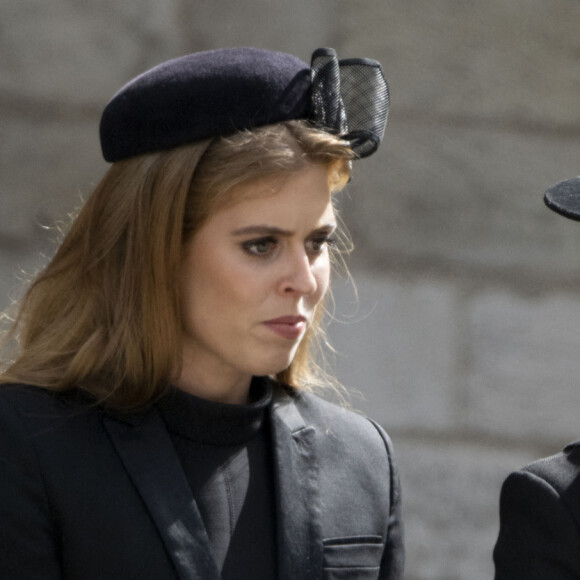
[2,1,580,578]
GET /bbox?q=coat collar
[104,383,322,580]
[104,411,221,580]
[270,386,323,580]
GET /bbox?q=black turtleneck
[156,376,277,580]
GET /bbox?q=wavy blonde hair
[0,121,353,410]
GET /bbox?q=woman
[0,47,403,579]
[493,176,580,579]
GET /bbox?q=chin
[250,354,296,377]
[253,362,292,378]
[243,341,301,377]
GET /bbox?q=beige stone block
[336,0,580,125]
[0,0,183,107]
[182,0,336,59]
[0,115,106,242]
[341,119,580,277]
[326,271,459,429]
[395,437,539,580]
[467,289,580,445]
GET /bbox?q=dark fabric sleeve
[0,393,62,579]
[368,419,405,580]
[494,469,580,580]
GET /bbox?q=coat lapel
[104,410,221,580]
[271,389,323,580]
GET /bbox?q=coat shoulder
[0,383,107,464]
[519,442,580,495]
[282,387,397,463]
[0,383,67,433]
[274,386,405,578]
[0,383,102,429]
[0,383,68,412]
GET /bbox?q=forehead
[208,165,336,229]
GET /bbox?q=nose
[279,249,319,296]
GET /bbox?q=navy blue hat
[100,47,389,162]
[544,176,580,221]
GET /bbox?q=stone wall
[327,3,580,578]
[3,2,580,578]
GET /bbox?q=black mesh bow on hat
[310,48,389,159]
[100,47,389,162]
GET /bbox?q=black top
[156,377,277,579]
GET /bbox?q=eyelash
[241,234,337,258]
[309,234,337,253]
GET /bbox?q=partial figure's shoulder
[513,442,580,496]
[495,444,580,579]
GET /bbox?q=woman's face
[178,164,336,402]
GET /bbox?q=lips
[263,315,307,340]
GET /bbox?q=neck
[175,353,252,405]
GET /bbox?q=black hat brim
[544,176,580,221]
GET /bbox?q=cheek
[181,255,229,317]
[196,257,267,314]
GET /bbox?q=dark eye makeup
[241,230,337,259]
[241,236,278,257]
[306,233,337,254]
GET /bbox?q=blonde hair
[0,121,353,410]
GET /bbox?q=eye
[306,233,337,254]
[241,236,278,257]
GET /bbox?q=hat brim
[544,176,580,221]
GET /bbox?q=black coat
[0,382,404,580]
[494,442,580,579]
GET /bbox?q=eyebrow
[231,224,337,237]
